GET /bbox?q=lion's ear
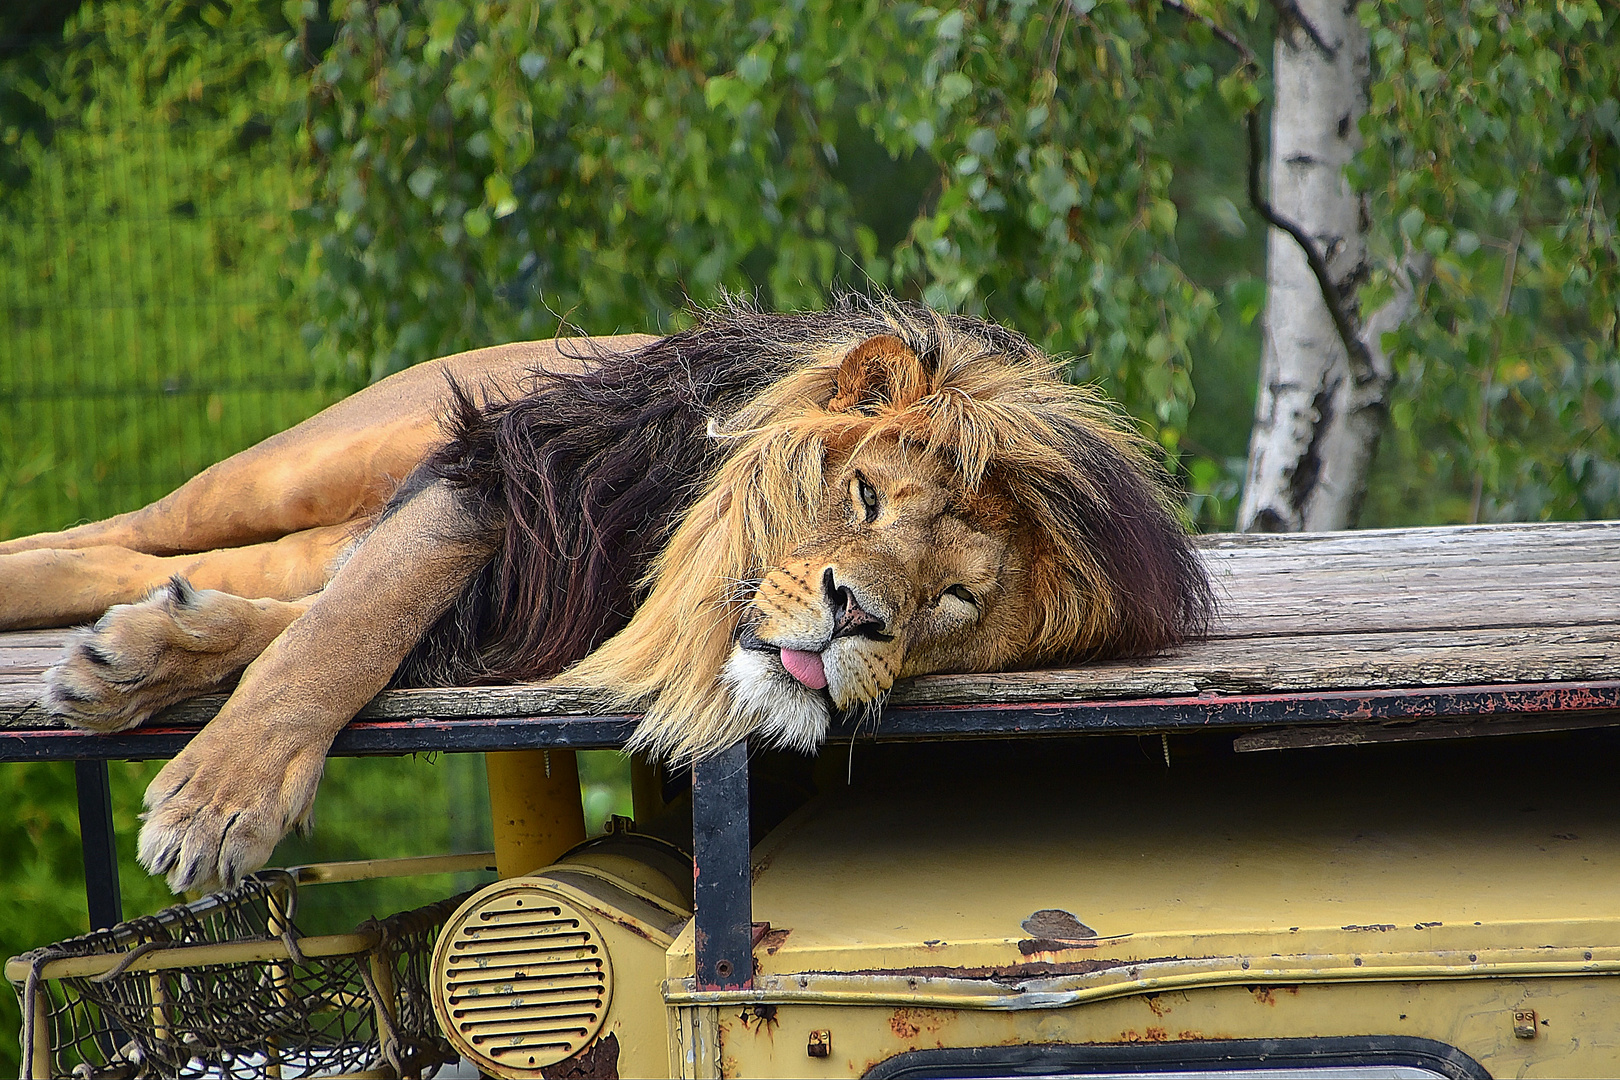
[828,334,926,413]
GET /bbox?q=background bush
[0,1,1615,1072]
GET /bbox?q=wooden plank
[1210,595,1618,638]
[0,649,69,676]
[3,624,1616,732]
[0,629,75,650]
[1201,549,1620,575]
[1205,560,1620,592]
[887,625,1620,705]
[0,522,1615,736]
[1196,519,1620,555]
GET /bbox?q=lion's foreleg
[135,480,496,893]
[0,523,353,631]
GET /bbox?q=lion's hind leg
[45,579,313,733]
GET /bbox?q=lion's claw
[44,578,260,733]
[138,736,324,893]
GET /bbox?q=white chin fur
[722,648,831,755]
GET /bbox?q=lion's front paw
[138,734,325,893]
[45,578,263,732]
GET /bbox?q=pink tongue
[779,648,828,690]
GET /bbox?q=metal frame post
[691,742,752,989]
[74,759,123,929]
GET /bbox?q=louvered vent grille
[431,882,613,1077]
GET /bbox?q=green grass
[0,113,339,533]
[0,67,634,1079]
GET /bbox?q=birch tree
[279,0,1618,528]
[1237,0,1419,531]
[1240,0,1617,530]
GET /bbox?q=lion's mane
[397,297,1214,762]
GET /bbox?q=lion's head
[561,304,1214,763]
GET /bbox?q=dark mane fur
[390,297,1213,687]
[394,320,777,685]
[1040,416,1216,660]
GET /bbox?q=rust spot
[889,1008,948,1042]
[758,928,791,954]
[1019,938,1101,955]
[738,1004,778,1036]
[1178,1030,1204,1040]
[1253,987,1276,1006]
[1119,1027,1170,1043]
[595,909,664,944]
[1144,993,1169,1018]
[1342,923,1398,932]
[541,1032,619,1079]
[820,954,1191,984]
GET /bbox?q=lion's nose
[823,567,891,641]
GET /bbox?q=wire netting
[0,48,343,539]
[10,872,466,1079]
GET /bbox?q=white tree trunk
[1238,0,1388,533]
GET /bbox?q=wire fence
[0,73,341,538]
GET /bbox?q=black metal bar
[73,759,123,929]
[5,680,1620,762]
[832,680,1620,741]
[691,741,753,990]
[0,714,642,762]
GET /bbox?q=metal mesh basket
[7,871,469,1079]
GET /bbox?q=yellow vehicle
[7,519,1620,1078]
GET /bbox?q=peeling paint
[1019,938,1102,956]
[737,1004,778,1037]
[889,1008,950,1042]
[809,954,1191,984]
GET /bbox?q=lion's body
[4,300,1212,892]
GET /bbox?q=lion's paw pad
[44,578,249,732]
[139,748,318,893]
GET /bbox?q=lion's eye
[943,584,978,606]
[855,476,880,522]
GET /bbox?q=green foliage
[1353,0,1620,524]
[0,0,343,533]
[0,761,177,1079]
[288,0,1256,476]
[2,1,1617,1067]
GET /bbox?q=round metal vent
[430,880,613,1077]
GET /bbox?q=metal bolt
[1513,1009,1537,1039]
[807,1029,831,1058]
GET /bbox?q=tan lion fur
[563,304,1207,763]
[6,305,1210,890]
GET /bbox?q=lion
[1,298,1213,892]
